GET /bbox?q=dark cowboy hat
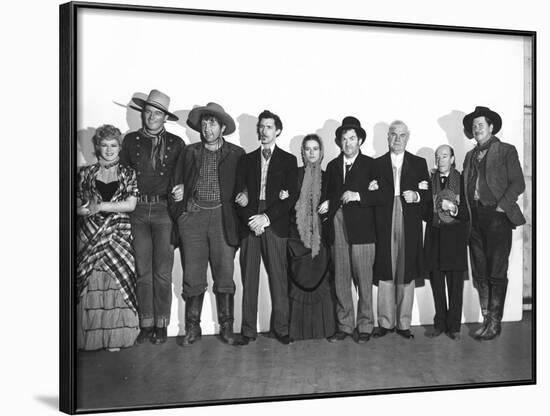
[187,102,236,135]
[462,106,502,139]
[334,116,366,147]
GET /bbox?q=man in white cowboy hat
[462,106,525,340]
[235,109,298,345]
[120,89,185,345]
[172,102,245,346]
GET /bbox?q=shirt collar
[390,151,405,168]
[261,142,276,152]
[343,152,359,166]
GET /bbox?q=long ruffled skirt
[77,269,139,351]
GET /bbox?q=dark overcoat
[236,146,298,239]
[324,152,383,245]
[373,151,431,285]
[171,140,245,247]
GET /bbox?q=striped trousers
[240,203,289,338]
[332,208,376,334]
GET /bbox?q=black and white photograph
[3,0,548,416]
[60,1,537,412]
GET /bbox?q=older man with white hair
[372,121,431,339]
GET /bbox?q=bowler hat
[131,89,179,121]
[334,116,366,147]
[462,106,502,139]
[187,102,236,135]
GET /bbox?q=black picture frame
[60,1,536,414]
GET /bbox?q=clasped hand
[248,214,268,236]
[172,184,184,201]
[77,200,101,216]
[341,191,360,204]
[440,198,456,212]
[235,191,248,207]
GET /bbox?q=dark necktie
[344,163,352,181]
[440,175,447,188]
[262,148,272,161]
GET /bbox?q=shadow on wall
[316,119,341,170]
[174,107,200,144]
[112,91,146,136]
[416,147,435,172]
[437,110,468,171]
[415,284,435,327]
[289,134,305,165]
[237,113,259,153]
[172,248,185,336]
[372,122,390,158]
[77,127,97,167]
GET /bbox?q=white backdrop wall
[76,8,527,336]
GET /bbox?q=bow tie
[262,148,272,161]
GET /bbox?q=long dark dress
[288,168,336,340]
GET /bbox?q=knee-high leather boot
[181,294,204,346]
[474,280,490,338]
[479,281,507,341]
[216,293,237,345]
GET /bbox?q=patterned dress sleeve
[76,166,90,203]
[121,166,139,199]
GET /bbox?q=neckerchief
[467,136,497,201]
[139,127,166,171]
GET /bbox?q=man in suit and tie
[373,120,431,339]
[322,116,383,343]
[462,106,525,340]
[235,110,298,345]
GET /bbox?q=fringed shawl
[295,141,324,257]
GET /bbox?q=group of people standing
[76,89,526,352]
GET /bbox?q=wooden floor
[77,314,533,412]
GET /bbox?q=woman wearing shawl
[76,125,140,351]
[422,145,469,341]
[281,134,336,340]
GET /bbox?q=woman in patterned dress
[76,125,140,351]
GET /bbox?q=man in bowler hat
[322,116,383,343]
[462,106,525,340]
[120,89,185,344]
[172,102,245,346]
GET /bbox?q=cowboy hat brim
[131,97,179,122]
[187,105,236,135]
[462,106,502,139]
